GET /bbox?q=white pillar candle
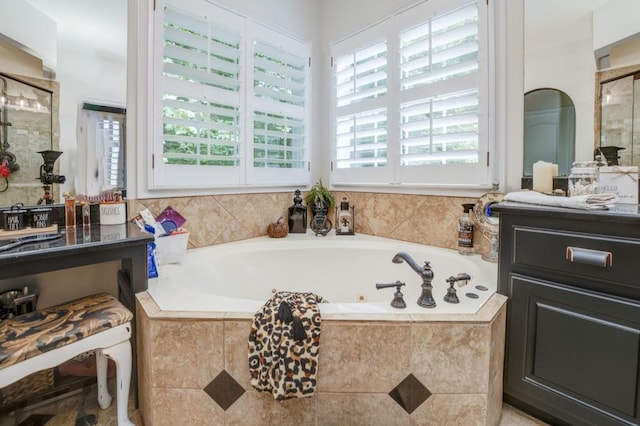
[532,160,554,193]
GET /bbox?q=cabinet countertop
[0,223,153,264]
[493,201,640,224]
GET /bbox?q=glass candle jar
[568,162,598,196]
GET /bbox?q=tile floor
[0,383,547,426]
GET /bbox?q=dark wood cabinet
[494,203,640,426]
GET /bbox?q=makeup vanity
[0,223,152,410]
[494,202,640,425]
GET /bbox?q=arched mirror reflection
[523,88,575,176]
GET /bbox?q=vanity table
[0,223,151,308]
[0,223,152,410]
[494,202,640,426]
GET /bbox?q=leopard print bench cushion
[0,293,132,370]
[248,291,324,401]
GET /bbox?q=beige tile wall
[129,192,489,255]
[136,292,507,426]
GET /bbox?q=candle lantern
[335,197,355,235]
[287,189,307,233]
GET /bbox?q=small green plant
[304,179,335,210]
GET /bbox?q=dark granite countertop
[0,223,153,263]
[493,202,640,225]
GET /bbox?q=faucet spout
[392,252,422,273]
[392,252,436,308]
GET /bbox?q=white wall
[212,0,319,41]
[524,0,601,166]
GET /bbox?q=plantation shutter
[153,0,244,188]
[397,0,487,185]
[331,22,394,185]
[331,0,490,187]
[247,24,310,185]
[99,112,125,189]
[335,40,388,170]
[153,0,310,189]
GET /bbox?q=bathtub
[138,232,506,425]
[147,232,497,317]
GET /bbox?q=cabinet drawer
[512,226,640,289]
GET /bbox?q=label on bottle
[458,224,474,248]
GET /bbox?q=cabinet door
[505,274,640,426]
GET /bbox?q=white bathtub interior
[147,232,498,315]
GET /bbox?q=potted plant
[304,179,335,235]
[304,179,335,215]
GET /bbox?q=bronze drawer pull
[565,247,613,268]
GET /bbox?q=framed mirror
[0,72,59,206]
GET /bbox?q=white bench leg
[96,349,113,409]
[103,340,135,426]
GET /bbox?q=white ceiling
[24,0,127,63]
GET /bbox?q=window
[77,104,126,196]
[152,0,310,189]
[331,0,490,187]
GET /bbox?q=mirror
[0,0,127,206]
[0,72,59,206]
[596,64,640,167]
[524,88,576,176]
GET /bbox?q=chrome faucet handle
[375,281,407,309]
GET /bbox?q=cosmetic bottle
[64,193,76,228]
[457,203,475,255]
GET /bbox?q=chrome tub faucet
[392,252,436,308]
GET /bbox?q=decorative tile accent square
[388,373,432,414]
[203,370,245,411]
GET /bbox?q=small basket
[0,368,55,407]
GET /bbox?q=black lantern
[335,197,355,235]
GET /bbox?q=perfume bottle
[64,193,76,228]
[287,189,307,233]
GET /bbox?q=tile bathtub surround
[129,192,490,254]
[135,292,507,426]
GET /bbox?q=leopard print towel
[248,291,324,400]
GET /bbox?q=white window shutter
[331,22,394,185]
[152,0,310,189]
[331,0,490,187]
[246,25,310,185]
